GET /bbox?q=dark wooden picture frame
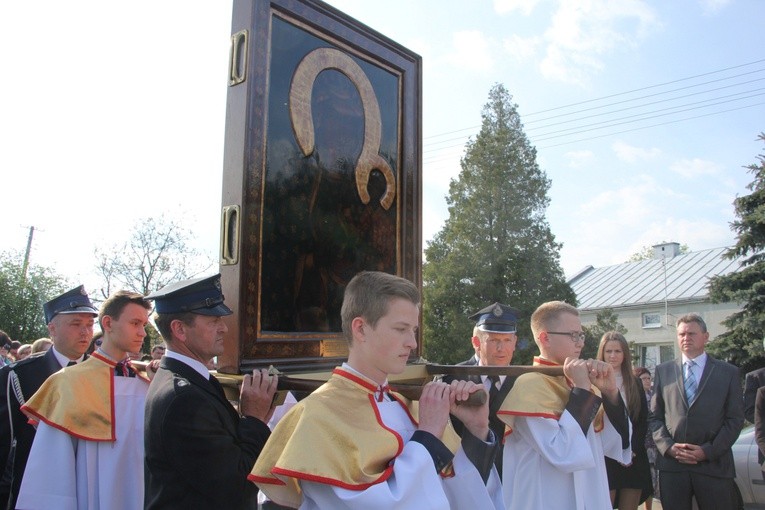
[218,0,422,374]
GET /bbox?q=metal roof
[568,247,747,311]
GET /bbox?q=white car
[734,425,765,509]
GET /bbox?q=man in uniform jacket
[143,274,277,510]
[649,313,744,510]
[0,286,97,509]
[443,302,520,477]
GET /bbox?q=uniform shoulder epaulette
[2,351,47,371]
[172,375,193,391]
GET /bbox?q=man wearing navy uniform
[0,286,98,509]
[143,274,278,510]
[444,302,521,477]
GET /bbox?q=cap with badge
[469,302,520,334]
[43,285,98,324]
[145,274,233,316]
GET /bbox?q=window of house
[659,344,675,363]
[642,312,662,328]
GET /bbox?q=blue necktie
[684,360,698,404]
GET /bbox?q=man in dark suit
[443,302,519,477]
[754,387,765,480]
[144,274,277,510]
[649,313,744,510]
[744,363,765,471]
[0,285,97,509]
[744,365,765,423]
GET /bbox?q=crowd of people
[0,334,53,367]
[0,270,755,509]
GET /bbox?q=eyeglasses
[547,331,586,344]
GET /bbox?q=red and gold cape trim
[21,352,149,442]
[248,367,461,508]
[497,356,604,436]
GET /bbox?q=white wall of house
[579,299,742,372]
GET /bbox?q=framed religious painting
[218,0,422,374]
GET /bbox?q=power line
[530,91,765,140]
[524,75,765,129]
[535,102,765,150]
[421,60,765,154]
[523,58,765,117]
[422,99,763,157]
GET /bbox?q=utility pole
[21,225,35,281]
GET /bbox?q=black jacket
[144,357,271,510]
[649,355,744,478]
[0,349,63,509]
[442,356,515,476]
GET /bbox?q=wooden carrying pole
[210,363,564,407]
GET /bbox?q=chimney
[653,242,680,260]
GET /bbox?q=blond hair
[530,301,579,341]
[341,271,419,345]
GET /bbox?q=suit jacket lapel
[491,376,515,415]
[695,356,716,399]
[458,357,482,384]
[41,348,63,375]
[31,349,65,390]
[672,359,690,408]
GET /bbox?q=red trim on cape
[271,465,396,491]
[333,367,377,393]
[533,356,561,366]
[248,474,286,486]
[20,405,115,442]
[260,368,418,491]
[497,409,561,420]
[91,351,150,383]
[388,393,418,426]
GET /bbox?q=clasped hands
[670,443,706,464]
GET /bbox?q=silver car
[734,425,765,508]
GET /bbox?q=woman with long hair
[597,332,652,510]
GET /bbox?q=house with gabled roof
[567,242,746,372]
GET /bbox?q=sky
[1,0,764,298]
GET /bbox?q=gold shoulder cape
[21,352,149,441]
[497,357,603,436]
[249,367,461,508]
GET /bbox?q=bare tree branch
[93,215,214,298]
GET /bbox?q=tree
[707,133,765,373]
[95,216,213,298]
[422,84,576,365]
[627,242,689,262]
[0,251,70,341]
[581,308,628,361]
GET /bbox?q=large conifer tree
[708,133,765,373]
[423,84,575,364]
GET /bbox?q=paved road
[640,498,663,510]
